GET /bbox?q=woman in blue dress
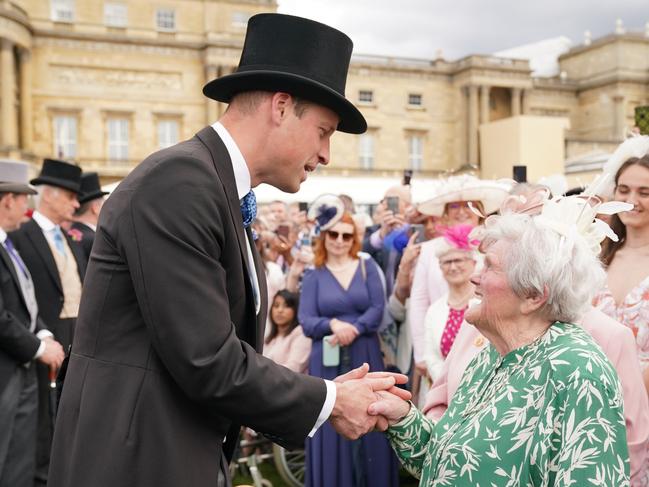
[299,204,399,487]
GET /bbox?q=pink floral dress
[593,275,649,370]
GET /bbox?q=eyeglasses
[326,230,354,242]
[446,201,477,212]
[440,257,472,269]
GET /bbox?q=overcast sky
[277,0,649,60]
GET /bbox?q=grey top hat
[0,160,38,195]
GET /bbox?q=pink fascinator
[436,224,480,257]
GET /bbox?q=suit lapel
[0,245,29,311]
[24,219,62,293]
[195,127,252,283]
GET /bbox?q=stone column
[19,48,33,151]
[1,39,18,148]
[511,87,522,116]
[205,64,218,123]
[613,95,626,139]
[479,85,490,125]
[468,85,479,164]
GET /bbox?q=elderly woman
[370,200,631,486]
[422,225,480,384]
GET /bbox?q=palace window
[408,93,423,106]
[156,8,176,31]
[359,133,374,169]
[53,116,77,159]
[105,2,127,27]
[359,90,374,104]
[157,120,179,149]
[107,118,129,161]
[51,0,74,22]
[408,134,424,171]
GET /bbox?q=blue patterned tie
[240,190,257,228]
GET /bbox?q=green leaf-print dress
[387,322,630,486]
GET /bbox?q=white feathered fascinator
[589,135,649,199]
[534,195,633,256]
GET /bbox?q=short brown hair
[229,91,311,118]
[313,212,360,267]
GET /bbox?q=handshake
[328,363,413,439]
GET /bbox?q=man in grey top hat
[0,161,65,487]
[9,158,87,485]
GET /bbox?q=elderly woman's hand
[368,390,411,427]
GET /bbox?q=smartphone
[276,224,290,239]
[322,336,340,367]
[386,196,399,214]
[410,223,425,244]
[298,201,308,212]
[635,106,649,135]
[512,165,527,183]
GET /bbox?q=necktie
[4,237,28,278]
[240,190,257,228]
[52,227,66,255]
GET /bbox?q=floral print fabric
[439,307,465,358]
[593,275,649,371]
[386,322,630,486]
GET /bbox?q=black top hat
[30,158,82,193]
[203,13,367,134]
[78,172,109,204]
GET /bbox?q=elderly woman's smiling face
[464,239,521,332]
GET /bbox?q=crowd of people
[2,11,649,487]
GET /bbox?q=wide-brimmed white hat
[418,175,511,217]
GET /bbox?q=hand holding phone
[386,196,399,214]
[410,223,425,244]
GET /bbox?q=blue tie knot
[240,190,257,228]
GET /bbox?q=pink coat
[262,326,311,374]
[423,308,649,486]
[409,238,448,363]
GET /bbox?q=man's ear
[270,92,292,124]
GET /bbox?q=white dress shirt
[211,121,336,436]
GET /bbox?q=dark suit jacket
[48,127,327,487]
[0,244,48,393]
[70,221,95,259]
[9,218,87,334]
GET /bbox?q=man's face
[269,202,287,222]
[269,101,339,193]
[4,194,29,231]
[44,187,80,224]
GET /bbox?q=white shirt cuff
[308,379,337,437]
[33,340,47,360]
[36,330,54,340]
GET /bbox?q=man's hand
[329,364,411,438]
[368,390,411,426]
[38,338,65,369]
[329,319,359,346]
